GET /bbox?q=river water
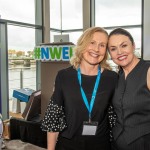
[8,64,36,100]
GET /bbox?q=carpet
[2,139,46,150]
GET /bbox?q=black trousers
[111,133,150,150]
[56,135,111,150]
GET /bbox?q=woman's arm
[147,67,150,90]
[47,132,59,150]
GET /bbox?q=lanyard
[77,67,101,122]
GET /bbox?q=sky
[0,0,142,52]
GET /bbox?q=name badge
[82,121,98,135]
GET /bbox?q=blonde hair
[70,27,111,70]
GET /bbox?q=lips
[117,55,127,61]
[89,52,99,58]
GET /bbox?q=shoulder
[58,66,76,74]
[141,60,150,76]
[57,66,77,79]
[101,69,118,89]
[147,67,150,90]
[141,59,150,68]
[142,60,150,90]
[102,69,118,84]
[103,69,118,78]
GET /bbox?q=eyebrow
[120,41,128,46]
[109,41,128,47]
[91,40,107,45]
[101,42,107,44]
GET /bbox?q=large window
[8,25,36,100]
[95,0,142,27]
[50,0,83,44]
[61,0,82,30]
[0,0,143,118]
[0,0,35,24]
[50,0,61,30]
[0,0,42,118]
[8,25,35,51]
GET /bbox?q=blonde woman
[42,27,118,150]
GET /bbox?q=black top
[112,59,150,144]
[41,66,118,139]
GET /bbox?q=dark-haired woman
[108,28,150,150]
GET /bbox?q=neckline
[81,69,105,77]
[121,59,143,80]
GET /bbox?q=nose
[93,44,99,52]
[117,47,122,54]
